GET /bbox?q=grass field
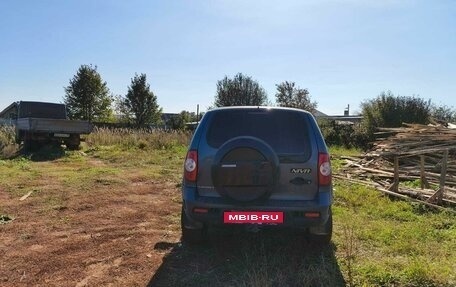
[0,130,455,286]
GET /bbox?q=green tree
[214,73,268,107]
[431,104,456,123]
[114,95,131,124]
[64,64,113,122]
[123,73,162,128]
[361,91,431,139]
[275,81,317,112]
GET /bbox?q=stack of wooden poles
[336,123,456,210]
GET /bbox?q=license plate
[223,211,284,224]
[54,133,70,138]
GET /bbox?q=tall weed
[0,125,18,158]
[85,127,192,150]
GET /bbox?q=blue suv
[181,107,333,244]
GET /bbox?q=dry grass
[85,127,192,150]
[0,125,19,159]
[1,126,192,159]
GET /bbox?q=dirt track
[0,154,345,287]
[0,174,181,286]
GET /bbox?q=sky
[1,0,455,115]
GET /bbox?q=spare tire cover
[211,136,279,203]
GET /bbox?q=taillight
[184,150,198,182]
[318,153,331,186]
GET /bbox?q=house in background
[313,105,363,125]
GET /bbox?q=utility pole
[196,104,200,122]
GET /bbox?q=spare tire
[211,136,279,203]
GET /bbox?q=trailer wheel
[66,134,81,150]
[22,132,40,151]
[67,144,79,150]
[24,140,41,152]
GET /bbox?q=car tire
[308,209,333,245]
[211,136,279,203]
[181,206,206,244]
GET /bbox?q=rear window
[19,102,67,119]
[206,109,312,155]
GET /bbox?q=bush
[318,119,371,149]
[0,125,18,158]
[361,91,431,141]
[431,104,456,123]
[319,91,432,149]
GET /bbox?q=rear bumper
[182,186,332,229]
